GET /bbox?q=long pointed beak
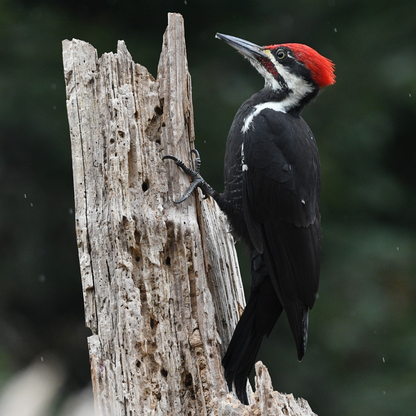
[215,33,268,61]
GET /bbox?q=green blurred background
[1,0,415,414]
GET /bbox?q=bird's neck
[253,83,319,116]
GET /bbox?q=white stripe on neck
[242,101,286,133]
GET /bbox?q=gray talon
[163,150,206,203]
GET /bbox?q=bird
[163,33,335,405]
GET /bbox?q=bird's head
[216,33,335,110]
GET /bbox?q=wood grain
[63,12,316,416]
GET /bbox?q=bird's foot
[163,149,213,204]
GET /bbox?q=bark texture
[63,12,317,416]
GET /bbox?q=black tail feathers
[284,301,310,362]
[222,281,283,404]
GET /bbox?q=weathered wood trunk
[63,12,316,416]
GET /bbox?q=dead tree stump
[63,12,317,416]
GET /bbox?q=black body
[216,90,321,404]
[163,33,334,405]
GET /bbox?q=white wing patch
[241,143,249,171]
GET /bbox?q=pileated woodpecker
[163,33,335,404]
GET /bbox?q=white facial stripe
[241,50,316,133]
[263,49,314,106]
[260,50,282,90]
[250,59,281,91]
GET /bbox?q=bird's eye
[277,50,285,59]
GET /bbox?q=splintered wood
[63,12,316,416]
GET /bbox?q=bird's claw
[162,149,205,204]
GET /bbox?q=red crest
[266,43,336,88]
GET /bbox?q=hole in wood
[150,316,158,329]
[184,372,192,387]
[142,180,149,192]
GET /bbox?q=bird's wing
[242,109,321,358]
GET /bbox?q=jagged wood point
[63,12,316,416]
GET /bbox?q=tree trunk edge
[62,11,318,416]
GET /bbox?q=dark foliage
[0,0,415,414]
